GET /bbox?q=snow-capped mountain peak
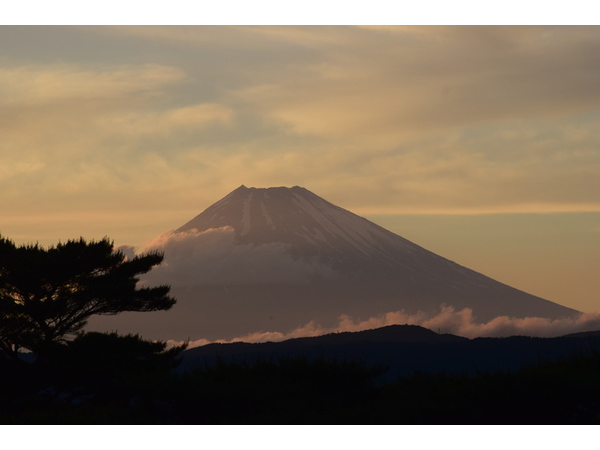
[176,185,578,318]
[89,185,579,341]
[177,185,424,270]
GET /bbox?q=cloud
[0,59,236,221]
[141,227,339,286]
[103,26,351,52]
[0,63,184,107]
[0,62,188,167]
[175,305,600,349]
[0,62,232,147]
[115,244,136,261]
[232,27,600,143]
[95,103,234,138]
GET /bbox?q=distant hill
[561,330,600,339]
[285,324,467,345]
[179,324,600,382]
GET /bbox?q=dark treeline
[2,340,600,424]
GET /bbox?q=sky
[1,24,599,313]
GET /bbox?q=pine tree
[0,236,175,359]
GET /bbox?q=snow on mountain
[88,185,580,342]
[174,185,567,295]
[176,185,458,280]
[178,185,413,255]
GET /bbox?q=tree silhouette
[0,236,175,360]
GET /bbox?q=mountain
[88,185,578,341]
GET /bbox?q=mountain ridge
[179,323,600,379]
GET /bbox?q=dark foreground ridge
[3,325,599,425]
[179,324,600,380]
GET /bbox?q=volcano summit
[90,186,578,341]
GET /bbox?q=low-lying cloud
[172,306,600,349]
[139,227,338,286]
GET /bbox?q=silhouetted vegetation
[0,332,186,424]
[2,347,600,424]
[0,235,183,423]
[0,236,175,361]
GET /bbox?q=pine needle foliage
[0,236,175,359]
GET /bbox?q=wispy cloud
[232,27,600,141]
[142,227,339,286]
[96,103,234,138]
[0,63,184,106]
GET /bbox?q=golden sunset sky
[1,20,599,313]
